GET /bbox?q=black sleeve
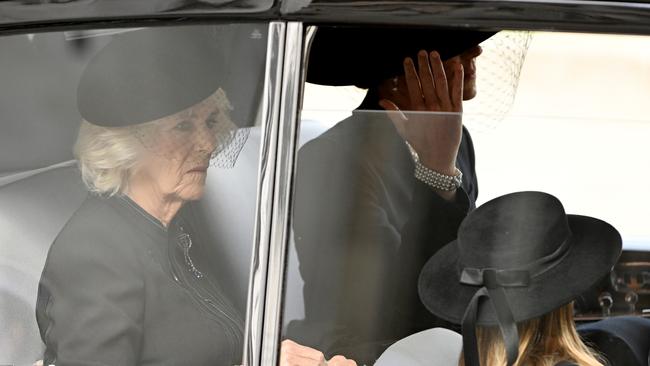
[389,181,471,336]
[285,132,475,364]
[36,226,145,366]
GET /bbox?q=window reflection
[283,26,498,365]
[285,110,479,365]
[282,27,650,366]
[0,24,267,366]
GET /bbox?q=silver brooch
[176,226,204,279]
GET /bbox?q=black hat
[418,191,622,366]
[307,26,496,88]
[77,24,267,128]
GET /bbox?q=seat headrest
[578,316,650,366]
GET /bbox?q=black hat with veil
[77,24,267,168]
[306,26,532,132]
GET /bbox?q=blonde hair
[74,120,144,196]
[460,303,604,366]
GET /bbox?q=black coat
[285,113,478,364]
[36,195,244,366]
[578,316,650,366]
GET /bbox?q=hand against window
[280,340,357,366]
[379,50,464,176]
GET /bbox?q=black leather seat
[0,164,88,366]
[0,127,268,364]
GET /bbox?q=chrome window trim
[259,21,304,366]
[281,2,650,35]
[243,21,287,366]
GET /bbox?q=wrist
[419,158,457,176]
[413,161,463,192]
[405,144,457,175]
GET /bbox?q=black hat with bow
[307,26,496,88]
[418,191,622,366]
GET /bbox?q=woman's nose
[195,123,219,153]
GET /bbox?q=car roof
[1,0,650,35]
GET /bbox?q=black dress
[36,194,244,366]
[285,113,478,364]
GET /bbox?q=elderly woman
[35,24,356,366]
[35,25,257,366]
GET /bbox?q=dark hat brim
[418,214,622,326]
[307,26,496,87]
[77,24,267,128]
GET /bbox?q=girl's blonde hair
[460,302,604,366]
[74,120,144,196]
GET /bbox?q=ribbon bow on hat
[460,236,572,366]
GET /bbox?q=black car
[1,0,649,365]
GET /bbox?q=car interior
[1,25,649,366]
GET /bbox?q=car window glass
[280,30,650,366]
[0,23,268,366]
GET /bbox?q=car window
[299,30,650,250]
[280,29,650,366]
[0,23,268,366]
[470,32,650,251]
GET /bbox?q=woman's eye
[206,117,220,129]
[173,121,193,132]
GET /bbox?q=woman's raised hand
[379,50,464,178]
[280,340,357,366]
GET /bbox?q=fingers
[443,57,455,85]
[282,340,326,360]
[449,62,464,112]
[402,57,425,111]
[405,50,457,112]
[280,353,326,366]
[429,51,451,110]
[280,340,327,366]
[328,355,358,366]
[417,50,438,110]
[279,340,357,366]
[378,98,400,112]
[379,99,408,139]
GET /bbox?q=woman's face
[455,45,483,101]
[131,91,233,202]
[380,45,484,108]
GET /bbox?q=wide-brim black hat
[418,191,621,365]
[419,191,621,325]
[307,26,496,88]
[77,24,267,128]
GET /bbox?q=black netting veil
[77,24,267,168]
